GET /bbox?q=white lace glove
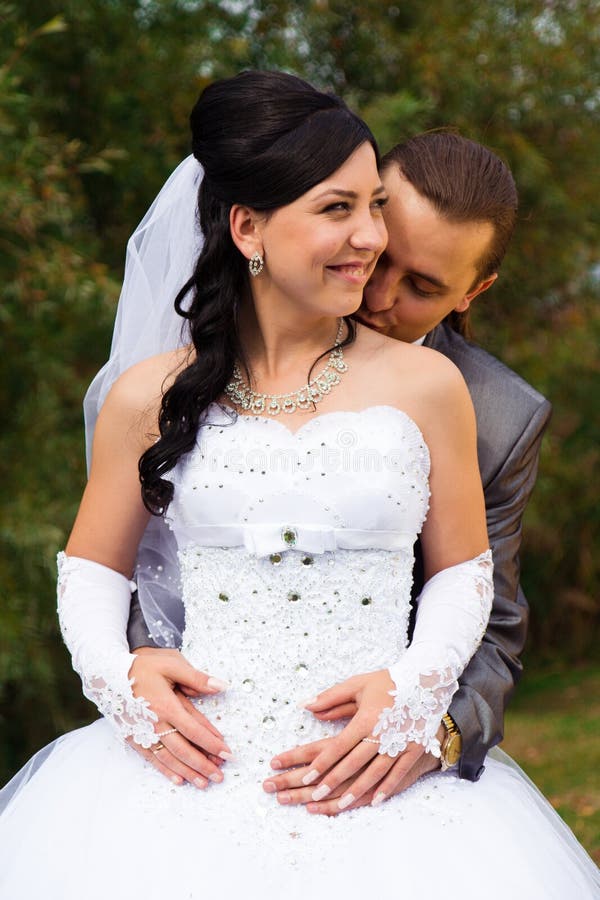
[374,549,493,759]
[57,552,159,748]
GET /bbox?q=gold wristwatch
[440,713,462,771]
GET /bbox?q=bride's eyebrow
[312,184,387,202]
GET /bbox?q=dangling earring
[249,251,264,277]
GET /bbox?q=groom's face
[356,165,497,343]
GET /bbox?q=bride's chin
[329,292,367,319]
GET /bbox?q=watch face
[445,733,462,765]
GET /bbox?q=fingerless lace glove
[57,553,158,748]
[374,550,493,758]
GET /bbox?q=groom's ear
[230,204,264,263]
[453,273,498,313]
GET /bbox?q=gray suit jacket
[419,321,552,780]
[127,321,551,782]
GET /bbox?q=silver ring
[361,737,380,745]
[156,728,178,738]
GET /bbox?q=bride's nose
[349,209,387,253]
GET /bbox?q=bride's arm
[60,357,232,785]
[372,354,492,758]
[264,355,492,810]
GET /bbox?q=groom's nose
[364,261,398,312]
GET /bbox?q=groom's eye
[407,277,438,297]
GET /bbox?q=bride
[0,70,598,899]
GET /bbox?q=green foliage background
[1,1,599,785]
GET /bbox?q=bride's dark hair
[139,70,379,514]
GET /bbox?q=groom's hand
[127,647,234,788]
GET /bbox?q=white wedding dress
[0,405,598,899]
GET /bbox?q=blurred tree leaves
[1,0,598,781]
[0,6,120,776]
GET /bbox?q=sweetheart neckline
[207,402,428,446]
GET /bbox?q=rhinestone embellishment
[282,528,297,547]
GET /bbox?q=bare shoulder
[401,343,471,411]
[96,346,193,447]
[358,326,470,413]
[104,346,191,408]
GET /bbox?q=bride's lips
[326,262,372,285]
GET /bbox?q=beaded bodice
[166,403,430,550]
[163,404,430,777]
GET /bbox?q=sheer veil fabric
[84,156,204,646]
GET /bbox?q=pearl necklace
[225,320,348,416]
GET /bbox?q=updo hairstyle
[139,70,378,514]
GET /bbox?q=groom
[127,132,551,805]
[360,132,552,782]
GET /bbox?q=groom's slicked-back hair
[382,132,517,280]
[382,132,517,337]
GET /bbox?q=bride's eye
[371,197,389,211]
[322,201,351,213]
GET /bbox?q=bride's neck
[238,300,342,382]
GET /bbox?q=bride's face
[254,142,388,319]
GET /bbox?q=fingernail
[207,677,229,691]
[208,771,223,783]
[311,784,331,801]
[263,781,277,793]
[193,777,207,789]
[171,775,183,786]
[302,768,320,786]
[278,792,291,804]
[337,793,355,810]
[297,696,318,709]
[219,750,234,761]
[270,759,283,770]
[372,791,386,806]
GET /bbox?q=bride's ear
[230,204,264,264]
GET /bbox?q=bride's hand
[264,670,440,812]
[127,648,233,788]
[264,739,441,815]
